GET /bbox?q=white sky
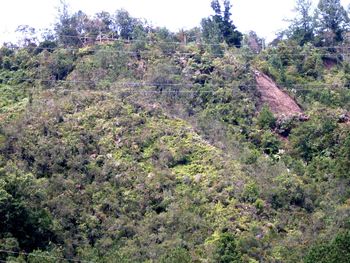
[0,0,350,44]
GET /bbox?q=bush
[160,248,191,263]
[257,105,276,129]
[215,233,242,263]
[290,115,337,162]
[241,182,260,203]
[336,134,350,178]
[275,116,296,137]
[254,198,265,214]
[261,131,280,155]
[269,173,306,209]
[304,231,350,263]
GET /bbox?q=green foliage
[315,0,349,43]
[290,114,338,162]
[335,133,350,178]
[241,148,260,164]
[305,231,350,263]
[202,0,243,49]
[27,249,64,263]
[40,49,75,81]
[1,5,350,262]
[257,105,276,129]
[241,182,260,203]
[286,0,315,45]
[214,232,242,263]
[159,248,191,263]
[114,9,144,40]
[201,18,225,56]
[261,131,280,155]
[54,3,147,47]
[254,198,265,214]
[55,2,83,47]
[0,171,55,252]
[268,173,307,210]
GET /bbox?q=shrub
[254,198,265,214]
[257,105,276,129]
[304,231,350,263]
[336,134,350,178]
[215,233,242,263]
[160,248,191,263]
[241,182,260,203]
[261,131,280,155]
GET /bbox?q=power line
[3,46,236,58]
[19,45,243,58]
[4,36,350,59]
[8,31,350,50]
[5,45,350,61]
[11,31,350,51]
[1,77,195,87]
[16,49,348,61]
[1,77,349,94]
[1,76,350,88]
[58,34,201,45]
[2,33,224,47]
[8,31,350,51]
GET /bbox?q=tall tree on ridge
[315,0,349,43]
[201,0,242,48]
[55,1,82,47]
[286,0,315,45]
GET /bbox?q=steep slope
[1,38,350,262]
[254,71,303,117]
[0,90,254,261]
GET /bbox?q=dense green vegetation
[0,0,350,262]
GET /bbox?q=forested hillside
[0,0,350,262]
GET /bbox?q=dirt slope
[254,71,303,117]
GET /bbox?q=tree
[95,11,114,38]
[221,0,243,47]
[290,115,337,162]
[15,25,38,48]
[55,2,123,46]
[54,1,82,47]
[201,17,224,55]
[0,172,56,253]
[201,0,242,48]
[286,0,315,45]
[315,0,349,43]
[114,9,141,40]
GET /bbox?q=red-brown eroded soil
[255,71,303,117]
